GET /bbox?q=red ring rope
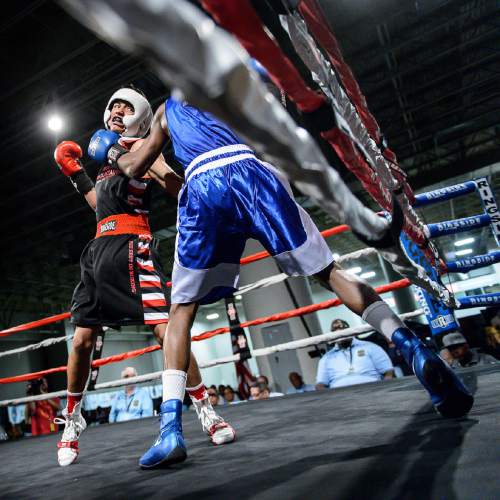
[0,225,351,337]
[0,279,410,384]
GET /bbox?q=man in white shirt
[109,367,153,423]
[316,337,395,389]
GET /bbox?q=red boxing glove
[54,141,83,177]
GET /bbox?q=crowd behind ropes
[1,310,498,442]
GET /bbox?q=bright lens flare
[47,115,63,132]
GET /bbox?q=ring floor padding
[1,365,498,499]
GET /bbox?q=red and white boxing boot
[192,397,236,445]
[55,402,87,466]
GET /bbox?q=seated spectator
[222,386,240,404]
[442,332,498,368]
[94,391,117,424]
[387,341,413,377]
[250,382,283,400]
[218,384,227,398]
[7,404,25,439]
[26,378,60,436]
[249,383,259,400]
[331,318,349,332]
[439,348,454,366]
[148,383,163,415]
[287,372,315,394]
[316,337,395,389]
[109,367,153,423]
[256,374,283,397]
[207,388,220,407]
[82,391,100,425]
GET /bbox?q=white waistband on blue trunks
[184,144,256,183]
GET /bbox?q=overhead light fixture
[346,266,362,274]
[235,295,242,300]
[454,237,475,247]
[360,271,376,279]
[206,313,220,320]
[455,248,473,256]
[47,114,63,132]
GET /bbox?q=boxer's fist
[54,141,83,176]
[88,129,120,163]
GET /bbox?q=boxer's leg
[315,263,473,417]
[152,312,236,446]
[57,326,100,467]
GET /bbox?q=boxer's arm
[117,104,169,179]
[148,156,184,198]
[54,141,97,211]
[129,137,183,199]
[83,189,97,211]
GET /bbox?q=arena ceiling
[1,0,499,321]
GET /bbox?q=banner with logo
[224,296,255,399]
[400,234,459,336]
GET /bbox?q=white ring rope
[0,309,423,407]
[0,334,75,360]
[0,248,379,359]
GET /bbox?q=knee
[72,329,95,354]
[152,324,165,346]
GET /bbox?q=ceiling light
[47,115,63,132]
[455,248,473,256]
[454,237,475,247]
[235,295,242,300]
[346,266,362,274]
[360,271,376,279]
[206,313,219,320]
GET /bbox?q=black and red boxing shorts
[70,214,170,327]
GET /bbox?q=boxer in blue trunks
[89,95,473,469]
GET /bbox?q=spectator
[484,310,500,358]
[7,405,25,439]
[442,332,498,368]
[218,384,227,398]
[95,391,117,424]
[387,341,413,377]
[207,388,220,407]
[316,337,395,389]
[222,386,240,404]
[256,374,283,397]
[331,318,350,332]
[327,318,350,352]
[249,383,260,400]
[439,348,455,366]
[26,378,60,436]
[287,372,315,394]
[82,391,100,425]
[109,367,153,423]
[148,383,163,415]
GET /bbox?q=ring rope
[0,279,412,385]
[0,247,380,359]
[0,309,423,407]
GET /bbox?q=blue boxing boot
[139,399,187,469]
[392,328,473,417]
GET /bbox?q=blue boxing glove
[88,129,122,163]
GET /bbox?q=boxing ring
[1,0,499,497]
[1,365,499,499]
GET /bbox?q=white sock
[362,301,406,341]
[162,370,187,402]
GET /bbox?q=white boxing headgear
[103,87,153,138]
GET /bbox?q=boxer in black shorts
[53,85,235,467]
